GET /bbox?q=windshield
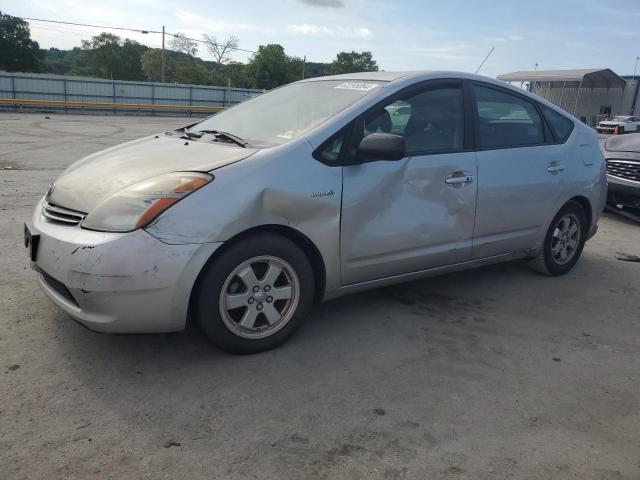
[190,80,385,148]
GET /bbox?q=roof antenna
[475,46,495,74]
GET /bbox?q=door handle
[547,163,565,173]
[445,172,474,186]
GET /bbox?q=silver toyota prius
[25,71,607,353]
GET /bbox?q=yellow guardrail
[0,98,226,112]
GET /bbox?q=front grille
[41,271,78,306]
[606,159,640,183]
[42,201,86,226]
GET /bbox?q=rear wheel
[194,232,315,354]
[528,201,587,276]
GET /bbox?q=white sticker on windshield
[335,82,380,92]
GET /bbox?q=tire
[619,126,625,135]
[194,232,315,354]
[528,200,587,276]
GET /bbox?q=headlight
[81,172,212,232]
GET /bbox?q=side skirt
[324,250,534,301]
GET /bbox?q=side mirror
[357,133,406,162]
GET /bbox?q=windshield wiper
[196,129,248,148]
[180,130,203,140]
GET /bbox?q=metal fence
[0,72,263,116]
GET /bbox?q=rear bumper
[29,201,221,333]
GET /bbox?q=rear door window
[474,85,545,149]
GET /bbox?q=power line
[19,16,257,53]
[165,32,256,54]
[21,16,162,35]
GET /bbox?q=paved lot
[1,113,639,480]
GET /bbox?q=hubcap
[219,255,300,339]
[551,213,581,265]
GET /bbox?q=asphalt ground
[1,113,639,479]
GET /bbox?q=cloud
[394,42,479,62]
[483,34,524,43]
[175,10,273,34]
[297,0,344,7]
[287,23,372,38]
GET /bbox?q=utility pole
[161,26,165,83]
[634,56,639,80]
[302,56,306,80]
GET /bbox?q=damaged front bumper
[29,201,221,333]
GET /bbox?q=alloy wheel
[219,255,300,339]
[551,213,581,265]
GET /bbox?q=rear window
[539,104,574,142]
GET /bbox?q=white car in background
[596,116,640,134]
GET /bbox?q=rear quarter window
[539,104,574,143]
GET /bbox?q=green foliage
[81,33,146,80]
[304,61,330,79]
[245,44,301,90]
[41,47,92,76]
[0,11,42,72]
[175,59,210,85]
[210,62,253,89]
[329,51,378,75]
[141,49,177,82]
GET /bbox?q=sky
[3,0,640,78]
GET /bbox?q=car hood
[598,122,620,126]
[604,134,640,153]
[49,134,257,212]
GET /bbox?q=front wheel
[528,201,587,276]
[194,232,315,354]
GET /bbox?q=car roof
[299,71,414,83]
[298,70,529,88]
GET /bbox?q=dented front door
[340,152,478,285]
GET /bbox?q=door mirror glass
[357,133,406,162]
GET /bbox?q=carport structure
[498,68,631,125]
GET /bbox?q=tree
[211,62,252,88]
[245,44,299,90]
[203,35,238,66]
[81,33,145,80]
[118,39,145,80]
[141,48,176,82]
[170,33,197,57]
[0,11,42,72]
[42,47,92,75]
[329,51,378,75]
[175,60,210,85]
